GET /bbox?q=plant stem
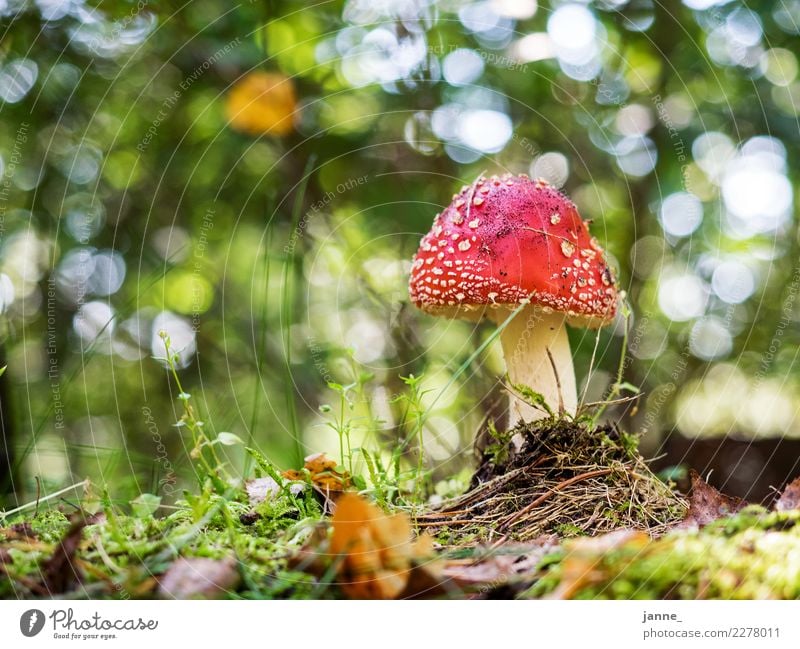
[159,333,225,488]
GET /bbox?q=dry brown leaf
[775,476,800,512]
[157,556,240,599]
[442,537,557,588]
[330,493,437,599]
[549,529,648,600]
[245,477,279,506]
[41,512,101,594]
[5,522,36,540]
[679,470,746,528]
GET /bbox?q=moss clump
[528,507,800,599]
[416,418,686,544]
[0,483,326,599]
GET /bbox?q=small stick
[0,479,89,521]
[415,509,471,520]
[34,476,41,518]
[0,564,49,596]
[415,519,474,528]
[580,394,641,409]
[545,348,565,415]
[498,468,614,531]
[578,329,602,412]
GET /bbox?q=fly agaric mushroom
[408,173,618,425]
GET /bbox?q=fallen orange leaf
[549,530,649,600]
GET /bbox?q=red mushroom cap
[408,173,618,325]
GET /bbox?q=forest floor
[3,417,800,600]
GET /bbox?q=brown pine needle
[499,468,615,531]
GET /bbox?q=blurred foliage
[1,0,799,505]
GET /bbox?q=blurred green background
[1,0,799,507]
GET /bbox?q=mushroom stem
[493,306,577,425]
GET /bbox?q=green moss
[13,510,70,543]
[555,523,583,537]
[528,509,800,599]
[0,478,328,599]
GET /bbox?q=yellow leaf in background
[225,72,297,136]
[330,493,435,599]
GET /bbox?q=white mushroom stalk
[491,306,577,424]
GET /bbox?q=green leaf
[399,373,423,387]
[512,382,555,417]
[216,432,244,446]
[245,447,286,487]
[131,493,161,518]
[360,449,385,504]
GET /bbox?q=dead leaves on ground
[678,470,800,528]
[0,511,101,596]
[3,522,36,540]
[678,470,746,528]
[41,512,102,594]
[775,476,800,512]
[157,556,241,599]
[441,537,557,591]
[548,530,650,600]
[245,476,280,506]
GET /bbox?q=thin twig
[581,394,641,409]
[498,468,615,531]
[416,519,475,528]
[0,480,89,521]
[0,563,49,596]
[34,476,41,518]
[545,347,565,416]
[579,328,603,412]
